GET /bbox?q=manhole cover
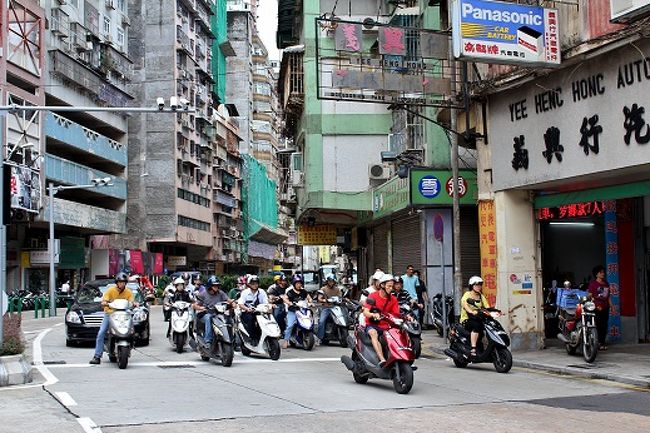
[43,360,67,365]
[157,364,195,369]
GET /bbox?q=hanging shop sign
[297,225,337,246]
[372,176,410,219]
[537,201,605,220]
[489,39,650,191]
[166,255,187,268]
[316,18,457,108]
[604,201,622,342]
[9,164,41,213]
[452,0,560,66]
[410,169,477,205]
[478,200,497,305]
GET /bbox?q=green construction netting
[241,154,279,241]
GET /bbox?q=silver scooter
[168,300,192,353]
[104,299,135,369]
[235,303,282,360]
[317,293,350,347]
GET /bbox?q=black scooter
[399,303,422,358]
[444,299,513,373]
[431,293,454,337]
[193,302,235,367]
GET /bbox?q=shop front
[487,39,650,345]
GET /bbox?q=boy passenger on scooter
[362,274,400,368]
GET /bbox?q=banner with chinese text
[604,200,621,342]
[479,200,497,306]
[297,225,337,246]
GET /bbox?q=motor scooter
[194,302,235,367]
[235,303,282,360]
[317,293,350,347]
[431,293,454,337]
[557,296,599,363]
[288,300,315,350]
[168,300,192,353]
[444,299,512,373]
[341,298,416,394]
[104,299,135,369]
[400,303,422,359]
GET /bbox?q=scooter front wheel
[493,347,513,373]
[221,342,234,367]
[302,332,315,351]
[117,346,129,369]
[337,326,348,348]
[392,362,414,394]
[267,338,281,360]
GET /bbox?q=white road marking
[48,357,342,369]
[54,391,77,407]
[32,327,59,386]
[77,417,102,433]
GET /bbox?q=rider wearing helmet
[362,274,399,367]
[281,275,313,348]
[267,274,289,333]
[193,276,230,347]
[461,276,490,357]
[237,275,270,342]
[316,274,342,342]
[165,277,194,338]
[89,272,136,365]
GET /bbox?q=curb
[423,345,650,389]
[0,354,34,387]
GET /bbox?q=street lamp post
[48,178,113,317]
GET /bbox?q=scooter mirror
[361,289,370,297]
[366,297,376,306]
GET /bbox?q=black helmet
[181,272,190,281]
[207,275,221,287]
[393,276,403,284]
[115,272,129,283]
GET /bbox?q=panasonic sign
[452,0,560,67]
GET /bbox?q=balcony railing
[45,112,127,167]
[45,154,127,200]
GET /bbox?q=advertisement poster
[129,250,144,275]
[297,225,337,246]
[10,165,41,213]
[154,253,164,274]
[478,200,497,306]
[605,200,621,342]
[452,0,560,66]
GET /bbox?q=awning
[250,225,288,245]
[534,180,650,209]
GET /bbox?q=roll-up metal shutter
[460,206,481,286]
[372,223,389,272]
[391,214,422,274]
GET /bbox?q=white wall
[322,135,387,192]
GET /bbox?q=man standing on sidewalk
[402,265,422,321]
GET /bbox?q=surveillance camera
[179,98,190,110]
[157,97,165,110]
[169,96,179,111]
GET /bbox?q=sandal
[470,348,477,357]
[599,345,608,351]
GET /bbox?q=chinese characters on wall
[478,200,497,306]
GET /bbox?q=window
[117,0,126,11]
[117,28,125,48]
[103,17,111,36]
[178,215,210,232]
[177,188,210,207]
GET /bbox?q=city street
[1,307,649,433]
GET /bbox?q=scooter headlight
[133,309,148,323]
[215,304,227,314]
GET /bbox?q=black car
[65,279,150,347]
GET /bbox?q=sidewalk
[421,330,650,389]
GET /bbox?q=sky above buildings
[258,0,280,61]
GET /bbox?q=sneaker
[89,356,101,365]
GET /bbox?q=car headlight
[66,311,81,324]
[133,309,148,322]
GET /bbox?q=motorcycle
[444,299,512,373]
[317,293,350,347]
[235,303,282,360]
[341,303,416,394]
[400,303,422,359]
[557,296,599,363]
[194,302,235,367]
[288,300,315,351]
[345,299,363,328]
[168,300,192,353]
[104,299,135,369]
[431,293,454,337]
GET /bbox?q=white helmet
[379,274,394,284]
[173,277,185,286]
[468,276,484,286]
[371,270,385,281]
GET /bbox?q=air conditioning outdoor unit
[291,170,304,187]
[368,163,391,180]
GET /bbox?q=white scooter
[104,299,135,369]
[235,303,282,360]
[168,300,192,353]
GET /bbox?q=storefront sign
[317,17,455,108]
[373,176,410,219]
[478,200,497,305]
[297,225,337,246]
[605,201,622,342]
[29,250,59,266]
[452,0,560,66]
[411,170,477,205]
[166,255,187,267]
[490,39,650,191]
[537,201,604,220]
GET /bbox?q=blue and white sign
[418,176,441,199]
[452,0,560,66]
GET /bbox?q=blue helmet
[326,274,337,283]
[292,275,303,285]
[207,275,221,287]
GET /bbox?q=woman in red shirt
[588,265,611,351]
[363,274,400,367]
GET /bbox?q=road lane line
[77,417,102,433]
[47,357,343,369]
[54,391,77,407]
[33,327,59,386]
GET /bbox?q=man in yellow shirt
[90,272,135,364]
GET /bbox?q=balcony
[41,196,126,233]
[45,112,127,167]
[45,154,127,201]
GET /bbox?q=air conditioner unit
[106,0,116,10]
[291,170,304,187]
[610,0,650,22]
[122,15,131,27]
[368,163,391,180]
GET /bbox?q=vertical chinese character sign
[604,201,621,342]
[479,200,497,306]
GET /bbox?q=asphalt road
[1,306,649,433]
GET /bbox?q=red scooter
[341,300,416,394]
